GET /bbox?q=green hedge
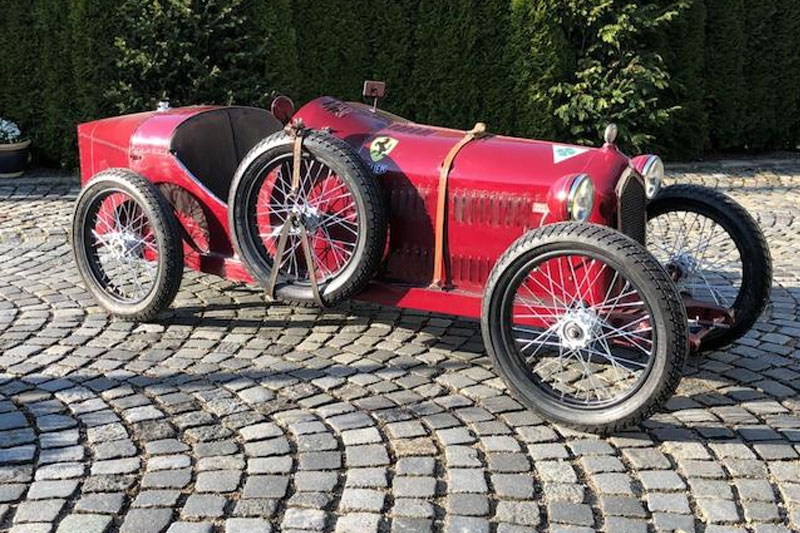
[1,0,798,167]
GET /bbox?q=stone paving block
[547,502,595,526]
[195,470,242,492]
[131,490,182,508]
[26,480,78,500]
[446,494,489,516]
[74,493,125,514]
[242,475,289,499]
[391,518,433,533]
[14,499,66,523]
[696,498,742,523]
[282,508,327,531]
[444,516,489,533]
[166,524,213,533]
[492,474,534,499]
[120,508,174,533]
[10,523,53,533]
[339,488,385,512]
[393,477,437,498]
[225,518,271,533]
[56,514,112,533]
[182,495,227,519]
[449,469,488,493]
[494,501,541,526]
[393,498,434,519]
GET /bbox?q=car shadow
[140,294,800,445]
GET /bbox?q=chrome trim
[641,155,663,199]
[641,155,661,177]
[566,174,594,221]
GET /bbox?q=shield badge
[369,136,400,162]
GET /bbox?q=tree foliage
[1,0,799,167]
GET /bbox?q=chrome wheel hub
[291,202,323,233]
[106,231,144,259]
[669,252,699,279]
[556,306,600,351]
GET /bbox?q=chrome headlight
[567,174,595,222]
[641,155,664,199]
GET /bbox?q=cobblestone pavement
[0,165,798,533]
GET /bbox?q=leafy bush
[544,1,686,152]
[704,0,746,151]
[653,0,707,158]
[1,0,798,166]
[508,0,572,140]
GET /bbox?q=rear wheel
[229,130,386,306]
[647,184,772,351]
[71,169,184,321]
[482,223,688,434]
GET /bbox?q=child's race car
[71,86,771,433]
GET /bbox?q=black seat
[171,107,282,201]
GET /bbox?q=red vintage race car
[71,86,771,433]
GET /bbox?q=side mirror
[271,95,295,125]
[363,81,386,111]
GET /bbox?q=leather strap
[266,125,324,307]
[431,122,488,289]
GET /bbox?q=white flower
[0,119,23,144]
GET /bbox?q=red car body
[77,98,651,320]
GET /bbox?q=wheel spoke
[253,153,361,285]
[86,193,159,303]
[508,251,657,409]
[648,208,743,313]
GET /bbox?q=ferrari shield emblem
[370,136,400,162]
[553,145,589,164]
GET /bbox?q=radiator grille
[618,175,647,245]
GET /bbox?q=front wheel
[647,184,772,351]
[482,223,688,434]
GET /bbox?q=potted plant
[0,119,31,178]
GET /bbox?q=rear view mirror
[271,95,295,125]
[363,81,386,111]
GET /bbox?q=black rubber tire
[647,184,772,351]
[482,222,689,434]
[71,169,184,321]
[228,130,387,306]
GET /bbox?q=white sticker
[553,145,590,164]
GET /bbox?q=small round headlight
[642,156,664,199]
[567,174,595,222]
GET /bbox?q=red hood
[295,97,630,220]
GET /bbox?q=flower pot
[0,140,31,178]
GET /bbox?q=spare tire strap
[431,122,488,289]
[266,124,325,307]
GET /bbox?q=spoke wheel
[229,130,386,306]
[251,154,361,285]
[483,223,688,434]
[89,195,159,302]
[647,184,771,351]
[72,169,183,320]
[648,208,742,308]
[507,251,657,409]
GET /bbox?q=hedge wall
[1,0,799,167]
